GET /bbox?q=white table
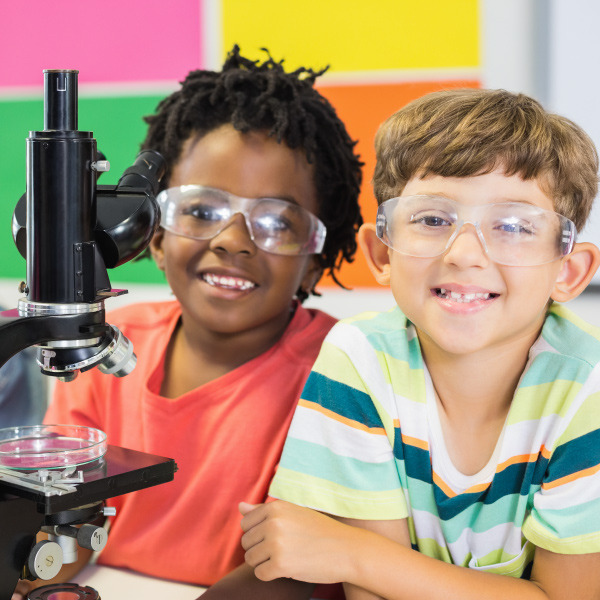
[74,564,205,599]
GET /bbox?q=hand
[11,579,33,600]
[240,500,357,584]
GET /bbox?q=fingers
[241,519,265,551]
[240,502,269,532]
[12,580,32,600]
[238,501,257,515]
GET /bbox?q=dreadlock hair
[141,45,363,302]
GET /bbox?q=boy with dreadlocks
[15,45,362,598]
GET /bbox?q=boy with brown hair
[240,88,600,600]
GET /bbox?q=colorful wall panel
[0,0,480,290]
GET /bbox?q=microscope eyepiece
[43,70,79,131]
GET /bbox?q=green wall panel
[0,94,169,283]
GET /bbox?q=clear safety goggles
[376,195,577,267]
[156,185,327,256]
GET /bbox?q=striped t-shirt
[270,303,600,576]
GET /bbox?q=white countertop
[74,564,205,599]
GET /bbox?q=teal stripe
[349,308,424,369]
[535,496,600,537]
[302,371,384,429]
[543,306,600,366]
[281,437,401,493]
[521,351,592,386]
[547,428,600,482]
[442,494,529,543]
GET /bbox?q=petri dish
[0,425,107,470]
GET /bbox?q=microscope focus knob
[77,523,108,552]
[28,540,63,580]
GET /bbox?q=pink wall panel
[1,0,202,87]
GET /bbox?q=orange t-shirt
[45,300,336,586]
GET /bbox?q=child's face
[386,169,566,357]
[151,124,320,338]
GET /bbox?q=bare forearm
[202,562,314,600]
[343,529,547,600]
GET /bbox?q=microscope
[0,70,177,600]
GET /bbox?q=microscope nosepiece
[37,325,136,380]
[96,326,137,377]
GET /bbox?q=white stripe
[534,467,600,509]
[288,405,395,464]
[326,321,406,423]
[449,521,523,564]
[411,506,523,564]
[0,81,180,100]
[496,412,566,465]
[200,0,222,70]
[317,67,481,88]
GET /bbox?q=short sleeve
[269,322,408,520]
[523,389,600,554]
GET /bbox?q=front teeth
[203,273,256,291]
[438,288,491,303]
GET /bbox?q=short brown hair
[373,88,598,231]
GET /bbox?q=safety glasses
[376,195,577,266]
[157,185,326,256]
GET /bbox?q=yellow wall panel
[221,0,479,72]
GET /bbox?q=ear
[358,223,391,286]
[299,257,323,296]
[149,227,166,271]
[551,242,600,302]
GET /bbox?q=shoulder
[323,306,412,357]
[536,303,600,369]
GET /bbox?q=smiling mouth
[434,288,499,303]
[202,273,257,291]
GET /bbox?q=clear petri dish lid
[0,425,107,470]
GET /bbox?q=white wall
[2,278,597,327]
[546,0,600,259]
[481,0,600,283]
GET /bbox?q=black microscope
[0,70,177,600]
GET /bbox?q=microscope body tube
[27,70,99,304]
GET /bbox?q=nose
[442,221,490,268]
[209,213,257,256]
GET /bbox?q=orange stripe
[496,445,551,473]
[542,462,600,490]
[401,433,429,452]
[432,470,456,498]
[464,481,491,495]
[298,398,386,435]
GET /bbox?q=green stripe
[523,516,600,554]
[380,351,427,403]
[270,468,407,520]
[543,304,600,365]
[414,537,453,563]
[470,543,534,576]
[555,392,600,445]
[509,379,582,424]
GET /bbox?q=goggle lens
[376,195,576,266]
[157,186,326,256]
